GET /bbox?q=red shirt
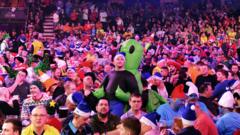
[47,117,62,132]
[194,111,218,135]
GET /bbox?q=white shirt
[99,11,107,22]
[53,13,59,23]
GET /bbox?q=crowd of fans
[0,0,240,135]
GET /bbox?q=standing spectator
[21,106,59,135]
[212,69,231,100]
[195,63,217,88]
[70,9,79,25]
[82,7,89,24]
[198,82,219,116]
[99,9,108,31]
[90,98,120,134]
[99,53,139,117]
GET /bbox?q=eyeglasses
[31,114,47,118]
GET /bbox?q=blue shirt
[212,80,232,100]
[217,112,240,135]
[68,121,78,134]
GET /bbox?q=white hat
[218,91,235,109]
[186,82,199,97]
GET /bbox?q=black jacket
[177,126,201,135]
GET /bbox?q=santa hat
[153,72,163,80]
[55,50,64,58]
[230,80,240,90]
[67,92,84,105]
[19,36,26,43]
[186,81,199,98]
[140,112,161,129]
[218,91,235,109]
[181,103,196,126]
[74,101,91,117]
[38,70,58,91]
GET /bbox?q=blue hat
[142,72,151,80]
[140,112,161,129]
[55,50,64,58]
[181,103,196,126]
[228,79,240,90]
[19,36,26,43]
[153,72,162,80]
[74,101,91,117]
[67,92,84,105]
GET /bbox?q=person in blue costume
[217,91,240,135]
[156,99,185,127]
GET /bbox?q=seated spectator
[118,117,141,135]
[55,81,77,107]
[21,106,59,135]
[194,103,218,135]
[141,77,166,112]
[61,101,93,135]
[121,93,146,120]
[198,82,219,116]
[177,103,201,135]
[21,81,51,122]
[90,98,120,134]
[7,69,30,103]
[217,91,240,135]
[1,118,22,135]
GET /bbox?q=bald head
[30,106,48,129]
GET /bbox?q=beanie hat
[218,91,235,109]
[74,101,91,117]
[181,103,196,126]
[186,81,199,98]
[67,92,84,105]
[140,112,161,129]
[31,81,45,92]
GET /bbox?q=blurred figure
[1,118,22,135]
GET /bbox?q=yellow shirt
[32,40,44,55]
[22,124,60,135]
